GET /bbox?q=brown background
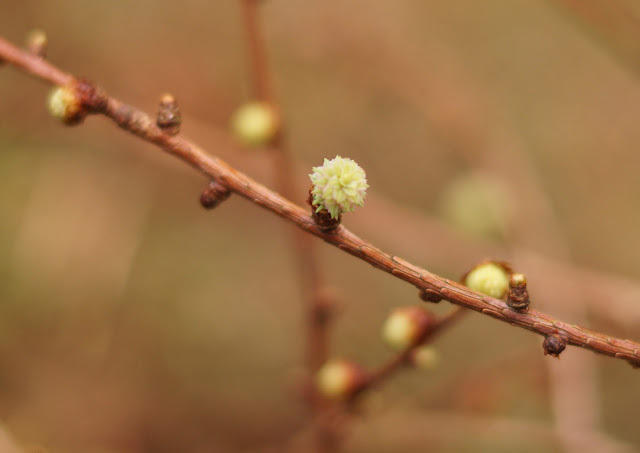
[1,1,640,452]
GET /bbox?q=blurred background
[1,1,640,452]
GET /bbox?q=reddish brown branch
[1,34,639,368]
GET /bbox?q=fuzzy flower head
[309,156,368,219]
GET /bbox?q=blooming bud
[382,307,434,351]
[316,359,366,400]
[231,101,279,146]
[309,156,368,220]
[463,261,510,299]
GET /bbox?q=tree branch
[1,34,639,368]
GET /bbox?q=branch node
[156,93,182,136]
[543,333,568,358]
[200,179,231,210]
[419,288,442,303]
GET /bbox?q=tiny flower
[47,85,82,124]
[381,307,434,351]
[463,261,510,299]
[309,156,368,220]
[231,101,279,146]
[316,359,366,400]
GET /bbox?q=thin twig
[1,35,639,368]
[237,2,334,449]
[360,307,467,395]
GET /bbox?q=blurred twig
[355,307,466,398]
[237,1,334,450]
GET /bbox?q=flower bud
[46,79,106,126]
[47,85,83,125]
[506,272,530,312]
[316,359,366,400]
[231,101,279,147]
[156,93,181,136]
[381,307,434,351]
[463,261,510,299]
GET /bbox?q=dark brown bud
[506,272,530,313]
[543,333,568,358]
[419,289,442,303]
[308,187,341,232]
[26,29,47,58]
[200,179,231,209]
[156,93,181,136]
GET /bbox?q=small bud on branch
[463,261,511,299]
[26,29,47,58]
[543,333,568,358]
[381,306,435,351]
[507,272,530,313]
[156,93,181,136]
[316,359,367,400]
[200,179,231,210]
[46,78,106,125]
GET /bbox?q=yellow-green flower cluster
[309,156,368,219]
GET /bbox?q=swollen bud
[463,261,510,299]
[47,85,83,125]
[316,359,366,400]
[381,306,435,351]
[231,101,279,147]
[46,79,106,125]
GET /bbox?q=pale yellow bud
[381,307,434,351]
[316,359,365,400]
[464,262,510,299]
[231,102,279,146]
